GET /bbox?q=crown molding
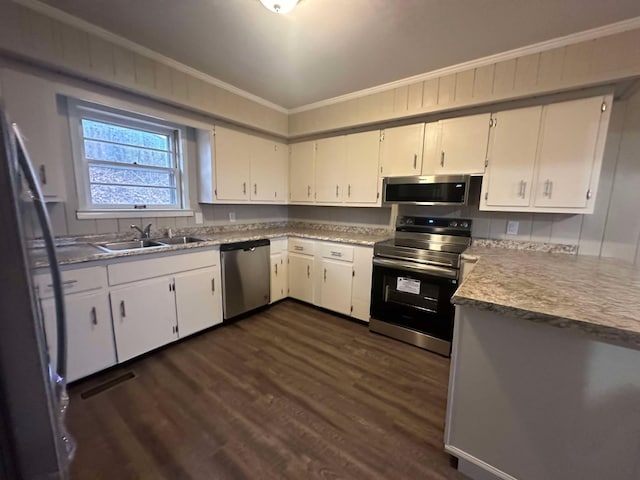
[289,15,640,114]
[12,0,289,114]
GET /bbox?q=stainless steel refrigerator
[0,106,74,479]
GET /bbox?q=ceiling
[37,0,640,109]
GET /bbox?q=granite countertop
[30,224,392,268]
[453,245,640,349]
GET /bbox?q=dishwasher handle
[220,238,270,252]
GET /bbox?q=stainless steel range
[369,216,472,356]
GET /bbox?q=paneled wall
[289,28,640,137]
[0,0,288,136]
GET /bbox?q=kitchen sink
[94,239,165,252]
[156,236,204,245]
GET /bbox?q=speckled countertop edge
[453,246,640,350]
[31,223,393,268]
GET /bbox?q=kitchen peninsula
[446,247,640,480]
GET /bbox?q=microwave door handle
[12,123,67,386]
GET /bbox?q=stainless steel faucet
[131,223,152,239]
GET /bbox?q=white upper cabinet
[380,123,425,177]
[345,130,381,204]
[213,125,251,201]
[290,140,316,203]
[1,69,67,201]
[250,138,288,202]
[532,96,608,209]
[426,113,491,175]
[480,95,612,214]
[481,106,542,207]
[198,126,288,204]
[315,136,347,203]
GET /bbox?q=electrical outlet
[229,212,236,222]
[194,212,203,224]
[506,220,519,235]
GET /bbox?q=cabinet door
[270,253,288,303]
[250,138,288,203]
[533,97,606,208]
[320,259,353,316]
[1,69,66,200]
[41,291,116,382]
[288,252,313,303]
[290,141,315,202]
[351,246,373,322]
[482,107,542,207]
[110,277,178,362]
[380,124,424,177]
[214,125,251,201]
[345,131,380,204]
[315,136,347,203]
[437,113,491,174]
[174,267,222,338]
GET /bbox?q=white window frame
[68,98,192,219]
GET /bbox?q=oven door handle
[373,257,458,280]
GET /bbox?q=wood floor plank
[67,300,466,479]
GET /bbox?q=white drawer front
[321,243,354,262]
[288,238,316,255]
[108,249,218,286]
[270,237,288,254]
[35,266,107,299]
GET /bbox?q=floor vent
[80,371,136,399]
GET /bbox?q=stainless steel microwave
[382,175,471,206]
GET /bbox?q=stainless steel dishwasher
[220,239,270,320]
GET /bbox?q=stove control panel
[396,216,472,235]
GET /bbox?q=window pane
[90,184,176,206]
[84,139,173,168]
[89,165,175,188]
[82,119,170,151]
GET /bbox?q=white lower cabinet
[270,253,288,303]
[41,290,116,383]
[110,277,179,363]
[174,267,222,337]
[351,246,374,322]
[288,252,314,303]
[319,258,353,315]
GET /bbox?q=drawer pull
[330,251,342,257]
[90,306,97,326]
[294,245,303,251]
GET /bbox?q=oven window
[384,274,440,313]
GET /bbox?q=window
[69,100,189,216]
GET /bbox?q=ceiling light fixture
[259,0,300,14]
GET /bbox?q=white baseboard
[445,445,518,480]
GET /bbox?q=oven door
[370,257,458,343]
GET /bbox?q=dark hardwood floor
[67,300,465,479]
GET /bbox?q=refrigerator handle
[12,123,67,385]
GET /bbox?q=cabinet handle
[522,181,527,198]
[46,279,78,288]
[211,278,215,292]
[348,184,351,197]
[90,306,97,326]
[413,154,417,169]
[307,265,310,278]
[543,180,550,197]
[440,151,445,168]
[254,183,257,195]
[243,182,247,195]
[275,263,278,275]
[294,245,303,251]
[330,251,342,257]
[548,181,553,199]
[518,180,524,198]
[39,165,47,185]
[307,185,311,197]
[323,268,327,282]
[120,300,126,318]
[336,185,339,197]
